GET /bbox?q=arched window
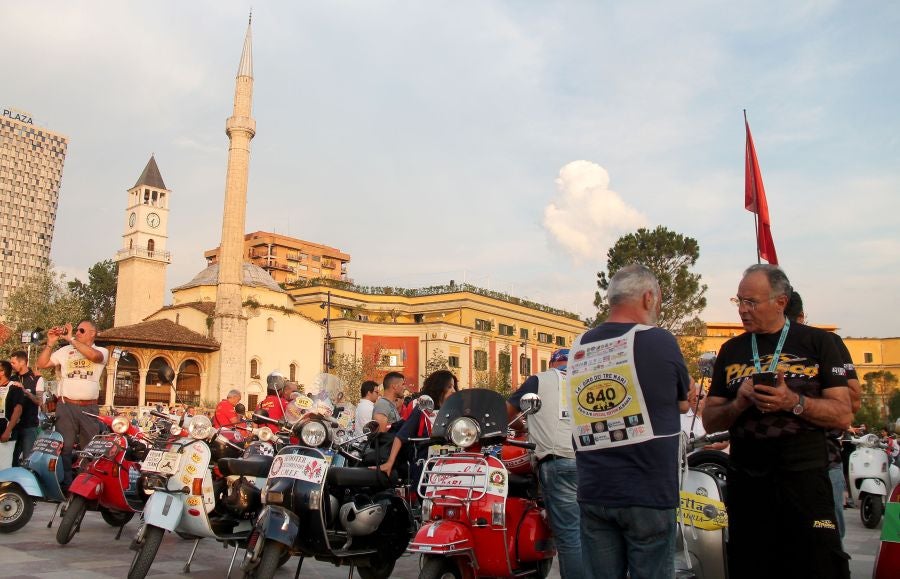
[129,238,133,250]
[113,351,139,407]
[177,360,201,407]
[146,357,174,406]
[289,363,297,382]
[267,317,275,332]
[250,358,259,379]
[147,239,155,253]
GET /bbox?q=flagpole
[744,109,761,264]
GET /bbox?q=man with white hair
[567,264,689,579]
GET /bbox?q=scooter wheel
[0,484,34,533]
[419,556,462,579]
[861,493,884,529]
[253,540,287,579]
[128,524,165,579]
[56,495,88,544]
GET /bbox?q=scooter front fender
[861,478,888,497]
[255,505,299,548]
[408,520,475,556]
[0,468,43,498]
[68,472,103,501]
[142,491,185,532]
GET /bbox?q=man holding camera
[704,265,852,579]
[36,321,109,486]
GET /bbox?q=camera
[752,372,776,388]
[698,352,716,378]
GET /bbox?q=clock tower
[113,155,171,326]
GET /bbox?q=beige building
[288,279,588,390]
[0,108,68,316]
[205,231,350,285]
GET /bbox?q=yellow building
[287,279,588,390]
[205,231,351,285]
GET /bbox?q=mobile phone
[753,372,776,388]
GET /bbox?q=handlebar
[506,438,537,450]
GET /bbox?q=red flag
[744,115,778,264]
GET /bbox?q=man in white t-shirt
[354,380,379,436]
[36,320,109,485]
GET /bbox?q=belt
[62,397,98,407]
[538,454,571,465]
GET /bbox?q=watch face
[128,212,136,228]
[147,213,160,228]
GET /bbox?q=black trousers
[725,466,850,579]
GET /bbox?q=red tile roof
[97,319,219,351]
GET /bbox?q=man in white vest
[508,348,582,579]
[567,264,690,579]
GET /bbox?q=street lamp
[20,328,43,364]
[320,291,333,372]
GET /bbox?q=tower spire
[212,20,257,398]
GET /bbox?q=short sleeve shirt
[3,384,26,438]
[373,397,400,425]
[50,344,109,400]
[213,400,238,427]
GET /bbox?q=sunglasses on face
[77,328,88,334]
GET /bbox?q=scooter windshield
[431,388,508,445]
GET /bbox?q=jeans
[538,458,583,579]
[828,465,846,539]
[580,502,676,579]
[14,427,38,466]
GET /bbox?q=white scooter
[849,433,899,528]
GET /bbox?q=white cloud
[543,161,647,264]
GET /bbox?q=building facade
[0,108,68,316]
[288,279,588,390]
[205,231,351,285]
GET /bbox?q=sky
[4,1,899,338]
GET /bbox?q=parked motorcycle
[127,414,279,579]
[676,432,730,579]
[409,388,554,579]
[240,403,414,579]
[0,425,66,533]
[849,433,899,528]
[55,412,150,544]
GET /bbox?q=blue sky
[5,1,898,337]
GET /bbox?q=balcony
[115,246,171,263]
[321,259,336,269]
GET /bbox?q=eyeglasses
[730,296,775,311]
[77,328,87,334]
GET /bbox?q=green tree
[330,345,384,405]
[593,226,707,335]
[423,348,450,380]
[855,381,884,428]
[473,344,512,397]
[68,259,118,330]
[862,370,899,423]
[888,390,900,423]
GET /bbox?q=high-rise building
[204,231,351,284]
[0,108,68,316]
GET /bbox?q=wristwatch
[792,394,806,415]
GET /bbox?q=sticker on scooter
[678,491,728,530]
[142,450,182,475]
[269,454,326,484]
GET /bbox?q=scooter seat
[508,473,538,498]
[326,467,399,489]
[218,455,274,478]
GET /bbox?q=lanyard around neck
[751,318,791,373]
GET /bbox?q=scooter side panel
[28,432,65,501]
[409,519,474,555]
[861,478,888,496]
[142,491,186,532]
[0,472,43,498]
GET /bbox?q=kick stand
[47,502,62,528]
[225,543,240,578]
[115,522,126,540]
[293,556,304,579]
[183,538,201,573]
[347,564,356,578]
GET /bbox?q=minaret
[212,18,256,398]
[113,155,171,326]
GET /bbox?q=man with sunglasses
[36,320,109,486]
[703,265,852,579]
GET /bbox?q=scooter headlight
[300,421,328,447]
[448,417,480,448]
[170,424,183,436]
[188,415,213,439]
[256,427,274,443]
[421,498,433,522]
[111,415,130,434]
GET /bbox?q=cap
[550,349,569,363]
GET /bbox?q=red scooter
[409,389,554,578]
[56,412,151,544]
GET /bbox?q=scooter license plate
[141,450,182,475]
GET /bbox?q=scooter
[55,412,150,544]
[0,425,66,533]
[127,414,279,579]
[874,482,900,578]
[676,432,730,579]
[848,433,899,528]
[409,388,554,579]
[240,401,414,579]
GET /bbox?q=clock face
[128,212,136,228]
[147,213,161,228]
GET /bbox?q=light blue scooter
[0,430,66,533]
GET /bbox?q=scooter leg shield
[68,473,103,500]
[142,492,185,532]
[409,520,474,555]
[861,478,888,496]
[256,505,299,548]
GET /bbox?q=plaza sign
[2,109,33,124]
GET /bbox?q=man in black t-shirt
[704,265,852,579]
[1,361,26,451]
[9,351,41,466]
